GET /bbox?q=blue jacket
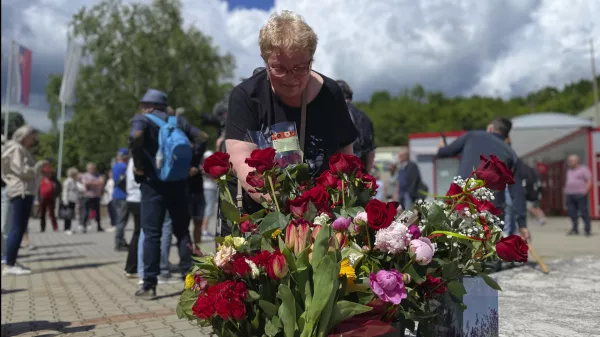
[112,161,127,200]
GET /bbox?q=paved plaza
[1,217,599,337]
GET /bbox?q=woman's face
[266,51,312,99]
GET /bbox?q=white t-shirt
[202,150,218,190]
[126,158,141,203]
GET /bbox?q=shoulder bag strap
[299,89,307,161]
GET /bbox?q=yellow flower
[339,258,356,282]
[271,228,282,239]
[233,237,246,249]
[185,274,194,290]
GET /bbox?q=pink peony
[369,269,407,304]
[374,221,411,254]
[332,217,352,231]
[409,237,435,265]
[353,211,368,225]
[408,224,421,239]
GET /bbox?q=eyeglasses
[267,61,312,77]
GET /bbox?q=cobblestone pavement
[1,217,599,337]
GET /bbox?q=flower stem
[341,180,346,209]
[267,175,280,213]
[401,259,414,273]
[221,179,235,205]
[365,227,372,251]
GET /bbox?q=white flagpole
[57,102,66,179]
[3,41,14,137]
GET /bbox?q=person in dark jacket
[129,89,204,299]
[437,117,530,241]
[336,80,376,172]
[392,149,426,210]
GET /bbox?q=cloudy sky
[1,0,599,131]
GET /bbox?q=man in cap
[129,89,204,299]
[336,80,376,172]
[112,148,130,252]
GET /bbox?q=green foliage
[357,76,600,146]
[39,0,234,176]
[1,111,26,138]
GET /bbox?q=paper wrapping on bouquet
[246,121,303,167]
[327,300,397,337]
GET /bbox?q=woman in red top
[39,163,58,232]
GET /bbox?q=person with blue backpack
[129,89,204,299]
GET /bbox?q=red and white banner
[7,42,32,106]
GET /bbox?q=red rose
[231,256,251,277]
[477,200,501,216]
[245,148,277,173]
[240,218,257,234]
[287,195,309,218]
[365,199,399,230]
[361,173,378,193]
[316,170,339,188]
[215,299,230,320]
[266,250,289,280]
[496,235,528,262]
[445,183,463,198]
[192,294,215,319]
[422,275,447,299]
[229,299,247,320]
[329,153,364,175]
[249,250,272,267]
[475,155,515,190]
[203,152,231,179]
[302,185,330,212]
[246,171,265,188]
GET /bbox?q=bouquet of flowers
[177,148,528,337]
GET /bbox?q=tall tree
[1,112,26,139]
[44,0,235,172]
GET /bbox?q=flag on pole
[59,39,83,106]
[7,42,33,106]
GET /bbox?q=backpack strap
[145,113,167,127]
[166,115,178,126]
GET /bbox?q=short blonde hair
[259,10,318,62]
[67,167,79,177]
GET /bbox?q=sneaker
[97,227,105,232]
[157,275,180,285]
[202,231,213,237]
[124,272,137,279]
[567,229,579,236]
[105,227,116,233]
[2,265,32,276]
[538,218,547,226]
[585,232,592,237]
[134,285,156,300]
[65,230,73,236]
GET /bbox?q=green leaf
[327,301,373,332]
[277,284,297,337]
[406,264,425,284]
[304,201,317,222]
[260,211,287,235]
[442,261,458,279]
[427,203,446,224]
[264,319,280,337]
[342,206,364,218]
[259,300,279,318]
[301,253,338,337]
[220,200,241,223]
[281,246,297,272]
[176,289,198,320]
[311,223,331,268]
[447,280,467,298]
[478,272,502,291]
[248,290,260,301]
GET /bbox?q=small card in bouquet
[246,121,303,167]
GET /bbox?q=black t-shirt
[220,71,358,231]
[226,70,358,176]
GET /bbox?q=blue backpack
[145,114,193,182]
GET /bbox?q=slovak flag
[7,42,32,106]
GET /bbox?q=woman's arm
[9,149,37,181]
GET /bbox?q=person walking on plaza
[79,162,105,233]
[102,169,117,232]
[564,154,592,236]
[437,117,530,241]
[392,149,427,210]
[61,167,79,235]
[1,125,46,275]
[130,89,204,298]
[38,163,59,232]
[124,158,142,278]
[112,148,130,251]
[1,131,12,264]
[336,80,376,172]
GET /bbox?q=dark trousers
[107,200,117,227]
[566,194,591,234]
[113,199,129,247]
[124,202,141,274]
[81,197,102,230]
[6,196,34,266]
[39,197,58,232]
[140,181,191,286]
[63,202,76,231]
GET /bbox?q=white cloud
[2,0,599,107]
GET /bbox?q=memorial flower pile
[177,150,528,337]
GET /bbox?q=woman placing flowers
[222,10,358,235]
